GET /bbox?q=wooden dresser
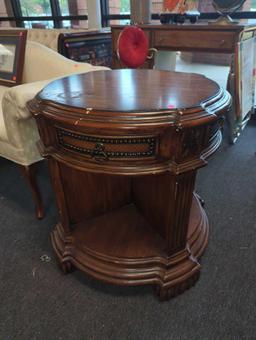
[28,69,231,300]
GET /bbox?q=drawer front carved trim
[153,30,235,52]
[57,128,156,160]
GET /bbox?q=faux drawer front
[154,30,235,52]
[57,128,157,161]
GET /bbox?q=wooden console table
[111,23,256,143]
[29,69,231,301]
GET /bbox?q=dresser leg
[61,260,75,274]
[19,162,44,219]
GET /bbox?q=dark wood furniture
[28,69,231,300]
[58,29,112,67]
[111,23,256,143]
[0,29,27,87]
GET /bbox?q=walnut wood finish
[111,22,256,56]
[0,30,27,87]
[28,69,231,300]
[111,23,256,143]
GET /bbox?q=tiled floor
[175,55,230,89]
[155,51,230,89]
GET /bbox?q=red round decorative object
[117,26,149,68]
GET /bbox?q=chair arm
[1,79,52,148]
[2,79,52,120]
[3,65,110,120]
[23,41,110,83]
[2,68,111,148]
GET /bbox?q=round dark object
[189,15,199,24]
[160,13,172,24]
[176,14,186,24]
[212,0,246,14]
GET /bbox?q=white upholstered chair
[0,40,109,218]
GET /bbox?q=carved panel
[179,127,206,160]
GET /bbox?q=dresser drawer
[56,127,157,161]
[154,30,235,52]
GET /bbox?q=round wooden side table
[29,69,231,301]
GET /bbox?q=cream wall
[0,0,6,16]
[68,0,88,28]
[0,0,12,27]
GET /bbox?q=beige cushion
[27,28,90,51]
[22,40,109,84]
[0,28,89,51]
[0,86,8,141]
[27,29,61,51]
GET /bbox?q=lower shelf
[52,194,209,300]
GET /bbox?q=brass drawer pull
[92,143,108,161]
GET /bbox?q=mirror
[212,0,246,24]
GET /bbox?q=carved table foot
[61,260,75,274]
[154,271,200,301]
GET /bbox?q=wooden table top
[38,69,220,113]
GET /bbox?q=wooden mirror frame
[0,30,27,87]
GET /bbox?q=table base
[51,194,209,301]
